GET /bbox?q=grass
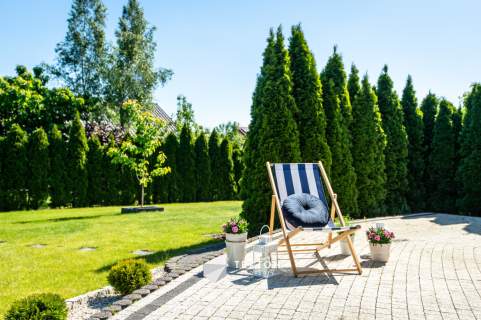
[0,201,242,316]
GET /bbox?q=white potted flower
[366,225,395,262]
[223,217,248,268]
[335,215,355,255]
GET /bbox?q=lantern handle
[259,224,270,236]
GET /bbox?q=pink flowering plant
[222,217,248,234]
[366,226,395,245]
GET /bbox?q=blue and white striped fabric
[271,163,334,230]
[271,163,328,206]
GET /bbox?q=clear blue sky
[1,0,480,128]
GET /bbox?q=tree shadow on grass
[95,239,225,273]
[14,213,121,224]
[402,213,481,236]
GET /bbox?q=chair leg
[346,235,362,274]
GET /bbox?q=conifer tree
[347,64,361,107]
[194,134,211,201]
[241,27,301,232]
[401,76,425,211]
[218,138,236,200]
[49,125,69,207]
[457,84,481,214]
[321,48,357,214]
[87,135,104,205]
[2,124,29,210]
[28,128,50,209]
[161,133,179,202]
[321,78,358,215]
[103,137,120,205]
[0,137,5,211]
[107,0,172,111]
[322,46,353,128]
[428,100,457,213]
[288,25,331,168]
[208,129,222,200]
[177,125,196,202]
[68,111,89,207]
[420,92,438,197]
[52,0,107,99]
[351,75,387,217]
[232,144,244,198]
[377,66,409,214]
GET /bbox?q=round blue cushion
[282,193,329,228]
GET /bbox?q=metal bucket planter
[339,233,356,255]
[225,233,247,268]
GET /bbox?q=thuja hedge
[0,123,241,211]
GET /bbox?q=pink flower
[232,226,239,233]
[390,232,395,238]
[384,231,390,238]
[374,235,381,242]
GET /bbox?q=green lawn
[0,201,241,316]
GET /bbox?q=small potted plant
[366,225,395,262]
[335,215,355,255]
[222,217,248,268]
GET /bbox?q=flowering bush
[366,226,395,245]
[222,217,248,234]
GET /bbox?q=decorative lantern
[251,225,278,278]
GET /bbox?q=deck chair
[266,162,362,277]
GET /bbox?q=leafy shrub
[5,293,67,320]
[107,259,152,295]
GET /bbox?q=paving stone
[103,304,122,313]
[90,311,111,320]
[132,288,150,297]
[153,279,166,286]
[141,284,158,292]
[113,299,132,308]
[124,293,142,302]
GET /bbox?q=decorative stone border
[88,242,225,320]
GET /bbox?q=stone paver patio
[111,214,481,320]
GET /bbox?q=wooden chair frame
[266,161,362,277]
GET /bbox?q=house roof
[152,104,176,132]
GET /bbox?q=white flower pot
[225,232,247,268]
[339,233,355,255]
[369,243,391,262]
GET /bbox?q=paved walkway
[112,214,481,320]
